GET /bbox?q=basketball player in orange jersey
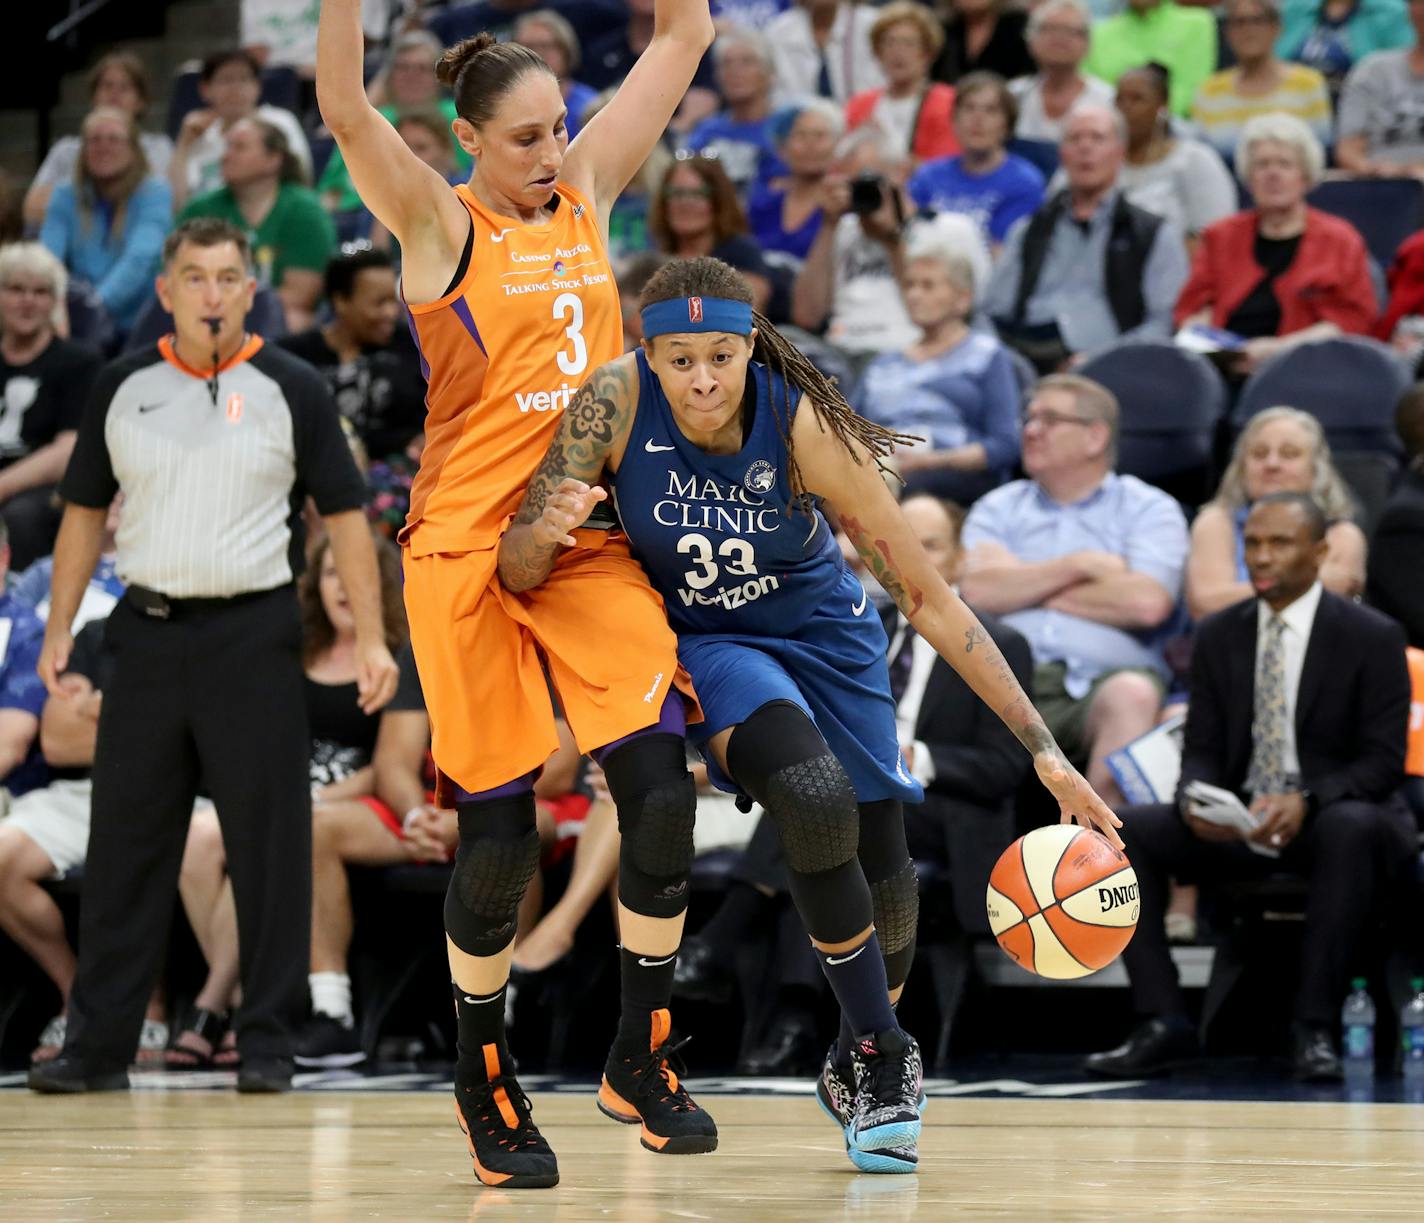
[318,0,717,1189]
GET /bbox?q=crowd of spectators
[2,0,1424,1080]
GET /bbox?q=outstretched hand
[1034,750,1124,850]
[532,478,608,548]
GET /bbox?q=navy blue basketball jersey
[614,351,845,637]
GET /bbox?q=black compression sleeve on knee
[856,799,910,879]
[858,799,918,989]
[602,733,696,919]
[443,794,539,957]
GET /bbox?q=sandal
[213,1029,241,1069]
[31,1014,66,1064]
[164,1007,230,1070]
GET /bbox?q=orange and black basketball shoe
[454,1044,559,1189]
[597,1008,718,1153]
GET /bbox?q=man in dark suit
[888,495,1034,937]
[1367,384,1424,649]
[1087,492,1414,1082]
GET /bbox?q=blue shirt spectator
[744,99,844,262]
[712,0,792,30]
[0,585,49,795]
[40,108,171,328]
[684,27,783,192]
[13,554,124,632]
[428,0,624,50]
[909,154,1045,244]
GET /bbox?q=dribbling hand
[533,478,608,548]
[1035,750,1125,851]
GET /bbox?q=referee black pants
[65,586,311,1068]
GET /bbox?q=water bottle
[1342,978,1375,1079]
[1401,978,1424,1086]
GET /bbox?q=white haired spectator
[684,27,780,191]
[1012,0,1115,143]
[747,100,845,261]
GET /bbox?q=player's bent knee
[602,735,697,919]
[443,796,539,957]
[766,753,860,874]
[869,861,920,989]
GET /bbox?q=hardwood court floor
[2,1090,1423,1220]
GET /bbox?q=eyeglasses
[664,185,713,201]
[1022,409,1097,429]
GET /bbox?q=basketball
[986,824,1139,979]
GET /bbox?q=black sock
[698,882,773,956]
[452,981,509,1081]
[817,931,897,1052]
[837,997,900,1068]
[616,945,677,1047]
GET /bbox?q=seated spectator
[1114,63,1237,240]
[0,612,179,1065]
[580,89,672,265]
[793,135,985,364]
[1175,113,1376,375]
[1376,230,1424,359]
[584,0,718,133]
[12,495,125,632]
[23,52,174,230]
[767,0,885,104]
[618,252,672,351]
[242,0,344,74]
[177,531,408,1069]
[1367,384,1424,647]
[1084,0,1218,117]
[909,71,1045,246]
[685,29,780,185]
[960,375,1189,805]
[931,0,1034,85]
[319,31,470,218]
[178,119,337,333]
[846,2,959,171]
[856,228,1019,503]
[1276,0,1412,97]
[514,10,599,141]
[0,518,50,796]
[1086,493,1414,1082]
[1010,0,1115,144]
[278,248,426,460]
[649,155,773,313]
[39,108,170,338]
[1335,6,1424,177]
[983,106,1189,372]
[685,28,782,194]
[713,0,793,31]
[1192,0,1332,162]
[747,100,844,262]
[1187,407,1366,619]
[0,245,101,570]
[169,50,313,210]
[363,108,467,251]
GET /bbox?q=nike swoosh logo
[644,439,676,453]
[490,227,516,243]
[138,404,163,414]
[637,954,676,968]
[851,586,868,616]
[826,947,866,966]
[462,994,502,1005]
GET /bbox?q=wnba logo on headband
[642,295,753,339]
[689,297,703,323]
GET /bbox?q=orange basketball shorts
[402,533,699,797]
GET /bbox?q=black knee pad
[869,860,919,990]
[602,734,696,919]
[443,795,539,957]
[727,702,860,875]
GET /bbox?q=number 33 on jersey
[400,183,621,557]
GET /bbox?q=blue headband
[640,296,753,339]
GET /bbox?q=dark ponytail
[437,32,552,127]
[640,257,918,509]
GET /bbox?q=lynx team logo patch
[688,296,703,323]
[744,459,776,494]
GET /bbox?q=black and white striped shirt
[61,336,366,598]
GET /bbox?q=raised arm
[317,0,467,261]
[561,1,714,216]
[498,357,640,593]
[793,401,1122,846]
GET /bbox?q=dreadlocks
[639,258,919,507]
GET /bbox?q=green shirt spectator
[318,98,470,214]
[1084,0,1218,115]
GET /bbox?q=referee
[28,217,399,1094]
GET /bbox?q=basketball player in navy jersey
[499,257,1121,1172]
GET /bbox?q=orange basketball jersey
[402,182,622,557]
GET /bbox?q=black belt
[124,584,288,620]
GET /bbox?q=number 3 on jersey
[677,534,757,589]
[553,292,587,377]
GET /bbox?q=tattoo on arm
[963,621,1058,758]
[840,513,924,618]
[500,362,631,592]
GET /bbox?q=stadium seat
[1307,178,1424,272]
[1233,335,1409,459]
[123,286,288,353]
[1076,340,1228,505]
[1333,450,1400,536]
[1007,138,1059,181]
